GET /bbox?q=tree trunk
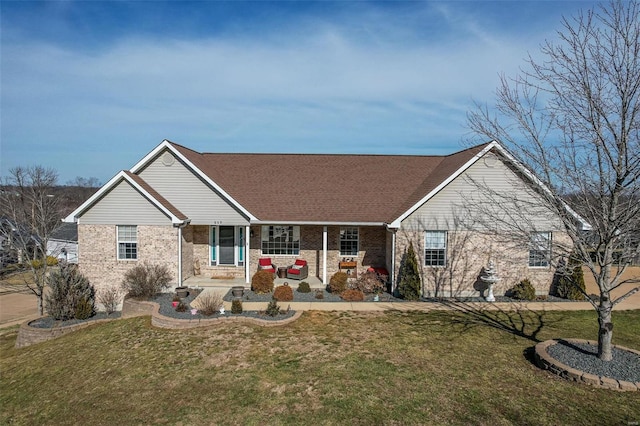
[597,293,614,361]
[37,295,44,316]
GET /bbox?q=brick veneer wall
[78,224,178,309]
[395,229,564,297]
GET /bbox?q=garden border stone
[534,339,640,391]
[15,298,302,347]
[15,316,118,348]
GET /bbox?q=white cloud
[1,3,564,182]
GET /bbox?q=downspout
[323,226,328,284]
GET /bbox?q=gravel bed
[547,340,640,383]
[30,312,122,329]
[423,295,570,303]
[223,288,402,303]
[153,292,296,321]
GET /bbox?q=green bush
[274,284,293,301]
[340,289,364,302]
[397,242,421,300]
[265,298,280,317]
[75,298,94,320]
[315,290,324,299]
[251,270,274,294]
[328,271,348,294]
[297,281,311,293]
[45,264,95,321]
[510,279,536,300]
[555,258,586,300]
[175,301,188,312]
[121,262,173,299]
[231,299,243,314]
[46,256,59,266]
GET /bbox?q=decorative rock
[535,339,640,392]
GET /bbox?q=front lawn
[1,310,639,425]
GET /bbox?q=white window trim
[339,227,359,257]
[529,231,552,268]
[260,225,301,256]
[117,225,137,261]
[210,225,244,267]
[424,230,447,267]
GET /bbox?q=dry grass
[0,270,33,285]
[1,310,639,425]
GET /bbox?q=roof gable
[63,171,189,225]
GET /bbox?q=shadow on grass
[433,300,563,344]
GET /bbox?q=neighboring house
[64,139,585,306]
[47,222,78,264]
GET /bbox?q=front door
[219,226,235,265]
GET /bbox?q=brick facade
[78,224,179,309]
[395,229,567,297]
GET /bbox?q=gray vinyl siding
[79,180,172,225]
[139,151,249,226]
[402,152,563,231]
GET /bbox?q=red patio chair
[258,258,276,275]
[287,259,308,280]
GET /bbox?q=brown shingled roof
[124,171,189,221]
[168,142,490,223]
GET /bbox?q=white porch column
[390,229,396,292]
[322,226,328,284]
[177,226,183,287]
[245,225,250,284]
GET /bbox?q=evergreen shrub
[45,264,95,320]
[328,271,348,294]
[511,279,536,300]
[398,242,422,300]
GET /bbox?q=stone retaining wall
[534,339,640,391]
[15,317,117,348]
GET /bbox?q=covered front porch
[183,224,393,286]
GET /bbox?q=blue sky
[1,0,598,184]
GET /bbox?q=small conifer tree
[397,242,422,300]
[556,256,586,300]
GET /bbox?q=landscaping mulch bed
[423,295,572,303]
[153,292,296,321]
[547,340,640,383]
[223,288,402,303]
[29,312,122,329]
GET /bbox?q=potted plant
[231,286,244,298]
[175,286,189,298]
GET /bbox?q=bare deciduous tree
[1,166,62,315]
[466,0,640,360]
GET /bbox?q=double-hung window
[424,231,447,266]
[261,225,300,255]
[529,232,551,267]
[117,225,137,260]
[340,227,359,256]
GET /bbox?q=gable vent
[161,152,175,166]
